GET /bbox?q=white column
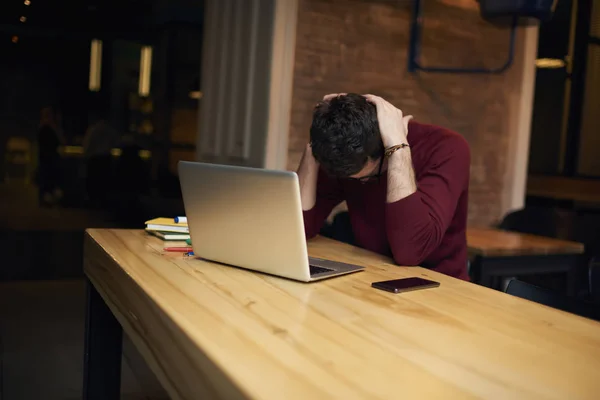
[197,0,297,169]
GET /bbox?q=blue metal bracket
[408,0,518,74]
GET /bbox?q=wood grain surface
[527,175,600,204]
[84,229,600,400]
[467,227,585,257]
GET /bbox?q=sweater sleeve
[386,135,470,266]
[303,168,344,239]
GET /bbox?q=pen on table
[163,246,193,252]
[174,216,187,223]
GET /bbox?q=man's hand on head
[303,142,319,169]
[297,143,321,211]
[363,95,417,203]
[363,95,412,148]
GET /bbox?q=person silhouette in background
[37,106,64,206]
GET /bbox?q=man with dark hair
[297,93,470,280]
[310,94,384,177]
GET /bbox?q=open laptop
[177,161,364,282]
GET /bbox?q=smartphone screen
[371,277,440,293]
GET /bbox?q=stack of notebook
[145,217,190,241]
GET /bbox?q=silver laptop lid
[178,161,311,281]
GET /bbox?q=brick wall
[288,0,530,226]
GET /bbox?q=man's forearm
[386,149,417,203]
[297,150,319,211]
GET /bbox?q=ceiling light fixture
[535,58,566,69]
[88,39,103,91]
[138,46,153,97]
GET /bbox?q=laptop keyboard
[309,265,334,275]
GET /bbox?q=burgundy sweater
[303,121,470,280]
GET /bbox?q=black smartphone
[371,277,440,294]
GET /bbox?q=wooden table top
[84,229,600,400]
[467,227,585,257]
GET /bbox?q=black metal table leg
[478,264,496,289]
[83,278,123,400]
[470,255,497,289]
[567,254,586,297]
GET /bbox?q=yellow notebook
[145,218,189,233]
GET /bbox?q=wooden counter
[467,227,585,292]
[84,229,600,400]
[467,227,585,257]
